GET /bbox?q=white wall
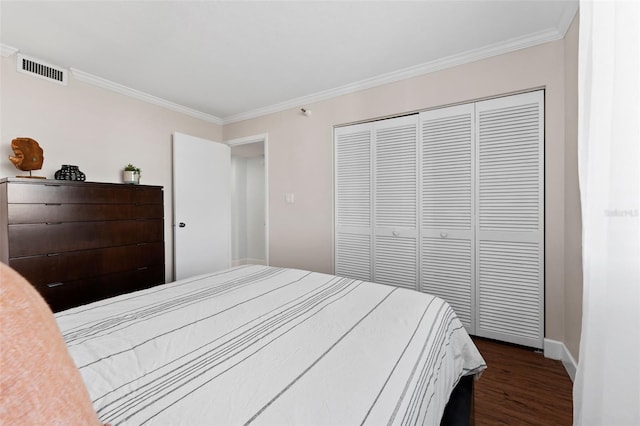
[563,14,582,362]
[0,54,222,280]
[231,157,248,262]
[246,156,265,263]
[231,155,266,265]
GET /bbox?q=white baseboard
[544,338,578,382]
[232,258,267,267]
[561,344,578,382]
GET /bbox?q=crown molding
[7,2,578,129]
[557,2,579,37]
[222,26,566,125]
[1,44,19,57]
[69,68,224,125]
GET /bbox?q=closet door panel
[421,236,472,327]
[477,239,541,341]
[374,116,419,229]
[421,105,474,231]
[374,233,418,290]
[335,232,371,281]
[373,115,419,290]
[334,123,373,281]
[419,104,475,331]
[475,91,544,348]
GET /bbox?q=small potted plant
[123,164,141,184]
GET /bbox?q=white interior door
[173,132,230,280]
[475,91,544,348]
[334,122,373,281]
[373,115,419,290]
[420,104,475,331]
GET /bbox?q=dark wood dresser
[0,178,165,312]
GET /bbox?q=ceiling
[0,1,577,124]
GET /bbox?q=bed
[54,265,486,425]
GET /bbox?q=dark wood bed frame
[441,375,474,426]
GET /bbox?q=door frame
[225,133,269,266]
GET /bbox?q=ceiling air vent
[16,53,68,86]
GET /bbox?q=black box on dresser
[0,178,165,312]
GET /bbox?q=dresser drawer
[38,265,165,312]
[10,242,164,285]
[7,203,164,224]
[8,219,164,257]
[6,182,163,205]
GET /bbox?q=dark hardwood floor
[472,337,573,425]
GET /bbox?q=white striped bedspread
[56,265,486,426]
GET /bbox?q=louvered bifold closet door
[373,115,419,290]
[475,90,544,348]
[419,104,475,331]
[334,123,373,281]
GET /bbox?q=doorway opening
[227,134,269,266]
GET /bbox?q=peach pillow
[0,263,102,425]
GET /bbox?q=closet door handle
[178,222,186,228]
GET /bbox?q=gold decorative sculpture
[9,137,45,179]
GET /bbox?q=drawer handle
[392,231,400,237]
[137,266,149,271]
[45,203,62,206]
[44,184,61,187]
[46,222,63,225]
[440,232,448,238]
[46,282,64,288]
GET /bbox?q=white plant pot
[123,170,140,184]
